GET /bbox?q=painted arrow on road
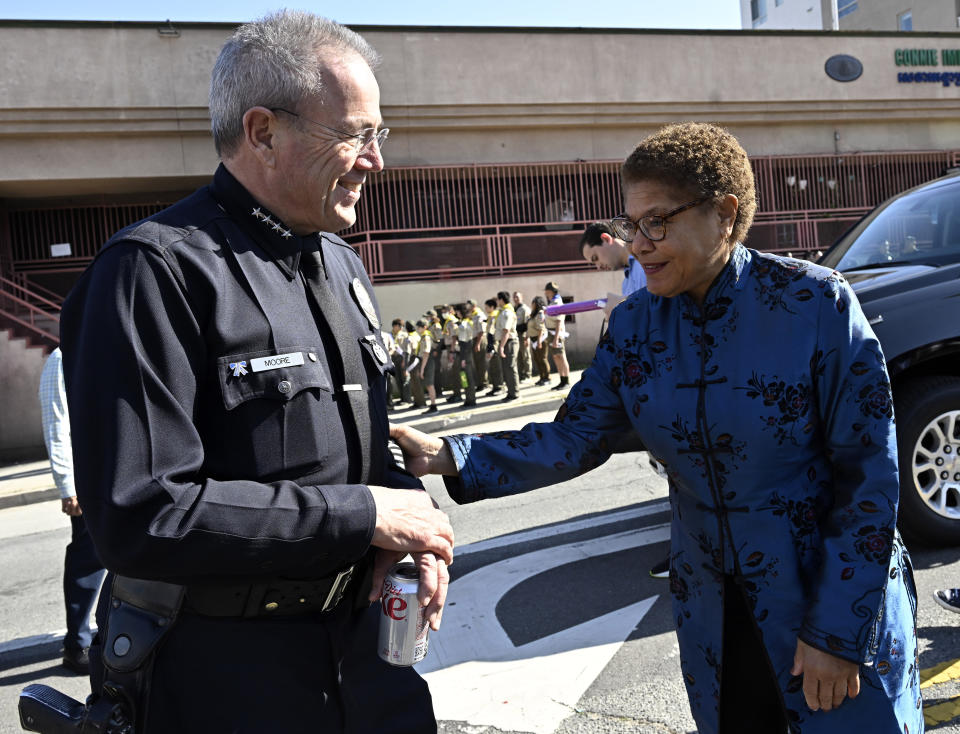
[417,524,670,734]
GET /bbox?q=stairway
[0,275,60,355]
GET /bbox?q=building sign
[825,55,863,82]
[896,48,960,85]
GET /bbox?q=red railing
[3,150,957,286]
[0,275,60,350]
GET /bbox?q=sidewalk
[0,370,583,511]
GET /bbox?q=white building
[742,0,960,30]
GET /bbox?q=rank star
[281,229,293,238]
[251,207,264,220]
[271,221,284,232]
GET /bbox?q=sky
[0,0,742,29]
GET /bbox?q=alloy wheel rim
[911,409,960,520]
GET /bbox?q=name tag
[251,352,304,372]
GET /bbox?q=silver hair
[209,10,380,158]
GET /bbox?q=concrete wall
[2,22,960,198]
[0,330,46,462]
[373,269,623,366]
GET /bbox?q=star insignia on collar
[271,221,284,233]
[251,207,264,220]
[262,215,274,226]
[281,229,293,239]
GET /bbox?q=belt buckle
[321,566,355,613]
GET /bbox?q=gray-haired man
[60,11,450,733]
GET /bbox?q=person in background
[405,320,426,408]
[512,291,532,381]
[483,298,503,396]
[416,319,439,414]
[392,121,921,734]
[387,318,408,407]
[526,295,551,385]
[467,298,488,390]
[453,303,478,407]
[579,221,648,320]
[427,308,445,399]
[495,290,520,402]
[38,347,106,675]
[441,305,462,404]
[544,281,571,391]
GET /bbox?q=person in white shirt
[38,347,106,674]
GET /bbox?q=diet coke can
[378,562,429,666]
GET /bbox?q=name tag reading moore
[251,352,305,372]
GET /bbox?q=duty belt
[182,565,356,618]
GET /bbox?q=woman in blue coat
[393,122,922,733]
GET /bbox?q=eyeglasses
[610,196,710,242]
[271,107,389,154]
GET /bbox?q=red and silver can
[378,562,429,666]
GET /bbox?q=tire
[894,375,960,547]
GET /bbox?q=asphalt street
[2,409,960,733]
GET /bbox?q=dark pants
[502,338,519,397]
[91,589,435,733]
[64,514,105,651]
[456,341,477,403]
[719,575,789,734]
[473,346,487,389]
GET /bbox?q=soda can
[378,562,429,666]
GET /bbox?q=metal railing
[2,150,957,284]
[0,275,60,350]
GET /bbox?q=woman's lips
[642,262,667,274]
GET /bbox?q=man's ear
[599,232,615,246]
[716,194,739,241]
[241,106,280,168]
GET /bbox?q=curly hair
[621,122,757,246]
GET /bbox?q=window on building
[837,0,858,18]
[898,10,913,30]
[751,0,767,27]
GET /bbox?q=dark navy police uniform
[60,165,435,733]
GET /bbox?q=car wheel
[895,376,960,547]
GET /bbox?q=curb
[401,393,566,434]
[0,487,59,512]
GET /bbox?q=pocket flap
[217,347,331,410]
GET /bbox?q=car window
[821,178,960,270]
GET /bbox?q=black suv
[820,170,960,546]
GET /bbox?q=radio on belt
[378,562,430,666]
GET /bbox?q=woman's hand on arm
[791,638,860,712]
[389,424,458,476]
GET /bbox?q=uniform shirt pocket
[218,347,332,410]
[212,347,334,478]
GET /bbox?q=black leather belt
[182,566,356,618]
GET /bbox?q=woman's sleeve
[443,316,633,504]
[800,272,901,664]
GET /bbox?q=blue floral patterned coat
[443,245,922,734]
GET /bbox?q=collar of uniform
[210,163,317,280]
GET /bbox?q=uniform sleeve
[442,314,633,503]
[60,243,375,583]
[800,273,900,663]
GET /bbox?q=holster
[99,576,185,731]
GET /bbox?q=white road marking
[417,524,670,733]
[455,501,670,557]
